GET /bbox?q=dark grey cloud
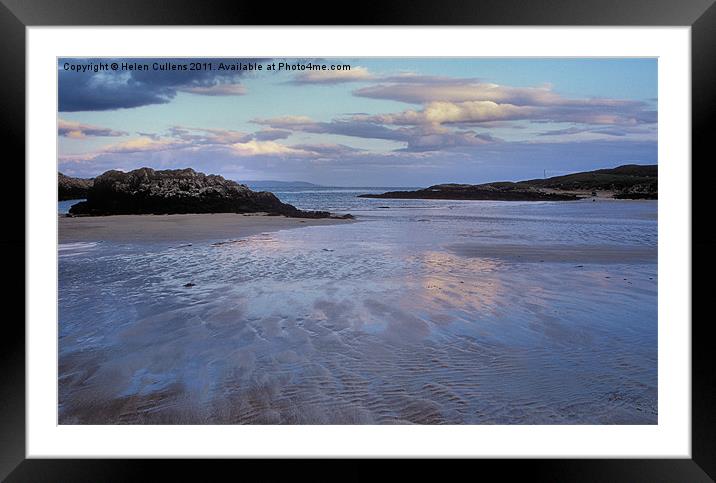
[59,58,268,112]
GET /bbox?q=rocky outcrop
[67,167,341,218]
[359,183,579,201]
[58,173,94,201]
[359,164,657,201]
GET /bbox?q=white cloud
[352,76,656,128]
[103,137,184,154]
[58,118,128,138]
[230,140,309,156]
[367,101,535,126]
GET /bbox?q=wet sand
[58,200,657,425]
[59,213,352,244]
[447,243,657,264]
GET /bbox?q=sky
[58,58,657,187]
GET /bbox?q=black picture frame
[2,0,713,480]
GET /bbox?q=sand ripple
[59,202,657,424]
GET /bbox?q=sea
[58,187,658,424]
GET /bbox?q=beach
[59,213,352,244]
[58,195,657,424]
[52,54,662,431]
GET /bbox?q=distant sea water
[55,187,414,214]
[246,186,423,212]
[58,187,657,424]
[58,199,84,214]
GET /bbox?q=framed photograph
[3,0,713,479]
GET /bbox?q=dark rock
[183,283,196,287]
[58,172,93,201]
[613,190,658,200]
[67,167,335,218]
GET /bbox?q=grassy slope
[521,164,657,192]
[427,164,657,199]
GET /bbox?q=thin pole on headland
[543,169,546,179]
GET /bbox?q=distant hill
[240,180,322,189]
[522,164,657,197]
[359,164,657,201]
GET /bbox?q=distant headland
[241,180,323,189]
[358,165,657,202]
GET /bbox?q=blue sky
[58,58,657,186]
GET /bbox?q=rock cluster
[67,167,341,218]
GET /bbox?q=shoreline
[359,188,656,201]
[58,212,353,244]
[58,198,657,424]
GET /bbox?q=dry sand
[59,213,352,244]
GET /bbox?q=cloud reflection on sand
[59,200,657,424]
